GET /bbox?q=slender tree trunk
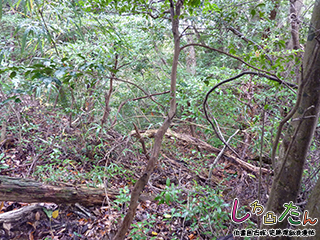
[260,2,320,239]
[262,0,279,40]
[69,87,75,127]
[112,1,183,239]
[101,54,118,131]
[288,0,304,83]
[185,27,196,75]
[289,0,303,50]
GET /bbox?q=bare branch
[208,129,239,181]
[105,76,165,108]
[203,71,297,160]
[112,91,170,126]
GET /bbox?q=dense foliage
[1,0,318,239]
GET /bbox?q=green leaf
[259,11,265,18]
[256,3,266,8]
[250,9,256,17]
[108,68,119,74]
[21,27,32,54]
[165,193,171,204]
[248,173,256,179]
[188,0,200,7]
[166,178,170,186]
[9,71,17,78]
[43,208,53,219]
[14,97,22,103]
[0,96,21,106]
[229,48,236,55]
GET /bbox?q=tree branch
[203,71,297,160]
[180,43,280,80]
[112,91,170,126]
[227,25,273,65]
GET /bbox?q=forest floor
[1,98,313,240]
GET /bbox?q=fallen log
[0,176,116,206]
[0,176,155,206]
[131,129,272,175]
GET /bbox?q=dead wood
[0,176,117,206]
[0,203,43,223]
[0,176,155,206]
[131,129,272,175]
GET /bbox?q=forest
[0,0,320,239]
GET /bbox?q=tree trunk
[288,0,304,83]
[289,0,303,51]
[185,28,196,75]
[292,1,320,237]
[112,1,182,239]
[295,171,320,238]
[261,2,320,239]
[101,54,118,131]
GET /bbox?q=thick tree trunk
[261,2,320,239]
[296,173,320,238]
[292,1,320,237]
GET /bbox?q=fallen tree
[0,175,117,206]
[0,175,155,207]
[131,128,272,175]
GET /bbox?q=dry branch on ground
[131,128,272,175]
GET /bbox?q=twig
[27,143,51,176]
[8,102,22,143]
[227,25,273,65]
[0,89,22,142]
[75,203,93,218]
[106,76,166,108]
[208,129,239,181]
[38,8,59,57]
[112,91,169,126]
[100,54,118,133]
[133,123,149,159]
